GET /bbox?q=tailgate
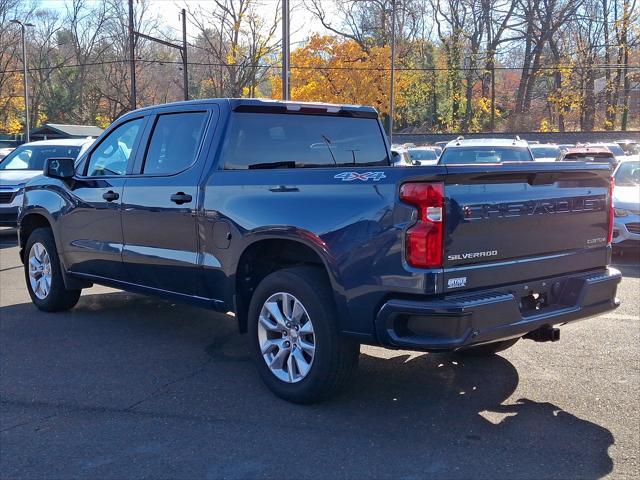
[442,163,611,291]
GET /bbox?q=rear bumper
[375,267,621,351]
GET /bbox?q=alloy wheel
[257,292,316,383]
[28,242,52,300]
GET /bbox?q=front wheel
[24,227,81,312]
[248,266,360,404]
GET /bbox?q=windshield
[439,146,533,165]
[604,144,625,156]
[531,146,560,159]
[0,144,82,171]
[615,161,640,187]
[408,149,437,161]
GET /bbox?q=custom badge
[447,277,467,289]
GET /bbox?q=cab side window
[86,118,144,176]
[142,112,208,175]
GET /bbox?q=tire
[248,266,360,404]
[24,227,81,312]
[456,337,519,357]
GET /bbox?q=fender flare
[232,227,350,330]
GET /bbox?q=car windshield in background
[408,149,438,161]
[531,147,560,159]
[615,161,640,187]
[439,146,533,165]
[222,113,389,169]
[605,144,625,156]
[0,145,82,171]
[619,143,639,155]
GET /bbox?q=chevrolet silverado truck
[18,99,621,403]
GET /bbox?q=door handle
[102,191,119,202]
[170,192,192,205]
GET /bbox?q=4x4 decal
[334,172,387,182]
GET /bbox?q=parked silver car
[612,159,640,249]
[0,139,93,227]
[407,146,440,165]
[390,145,414,166]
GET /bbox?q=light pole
[10,19,34,143]
[389,0,397,143]
[282,0,290,100]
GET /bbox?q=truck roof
[564,146,613,155]
[20,138,93,147]
[530,143,560,149]
[127,98,379,119]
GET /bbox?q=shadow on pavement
[612,249,640,278]
[0,291,614,479]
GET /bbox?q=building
[29,123,104,141]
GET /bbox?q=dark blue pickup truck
[18,99,621,403]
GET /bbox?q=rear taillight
[400,182,444,268]
[607,176,615,244]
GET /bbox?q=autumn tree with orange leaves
[271,35,413,123]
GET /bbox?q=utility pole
[128,0,136,110]
[488,8,495,132]
[129,0,189,109]
[490,60,495,132]
[182,9,188,100]
[282,0,290,100]
[389,0,397,143]
[10,19,34,142]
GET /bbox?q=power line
[1,58,638,75]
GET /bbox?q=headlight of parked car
[614,208,630,217]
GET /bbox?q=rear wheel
[24,227,81,312]
[456,338,519,357]
[248,266,360,403]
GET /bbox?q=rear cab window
[221,113,389,169]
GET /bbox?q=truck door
[59,117,146,280]
[120,106,218,297]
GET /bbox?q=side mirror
[43,157,75,179]
[412,160,421,166]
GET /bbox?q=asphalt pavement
[1,227,638,479]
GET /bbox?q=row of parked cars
[391,137,639,167]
